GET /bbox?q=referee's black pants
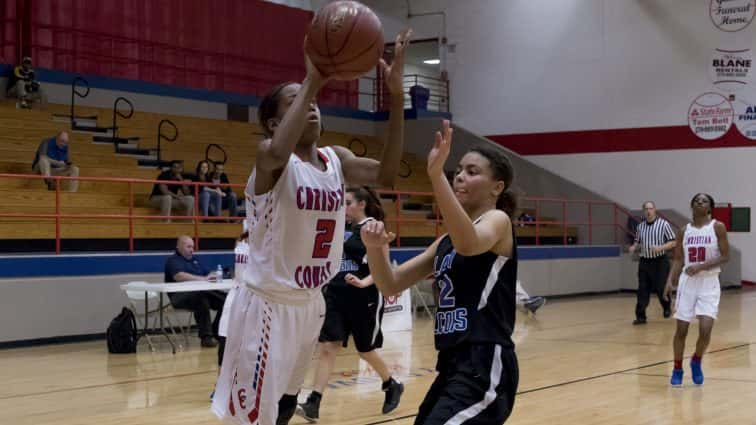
[635,257,671,320]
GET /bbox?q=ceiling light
[423,59,440,65]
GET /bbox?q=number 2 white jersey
[682,219,721,276]
[244,147,346,304]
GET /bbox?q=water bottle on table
[216,264,223,282]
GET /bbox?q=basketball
[305,1,384,81]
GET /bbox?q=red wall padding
[25,0,357,108]
[0,0,19,64]
[713,204,732,231]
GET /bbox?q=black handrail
[70,76,90,127]
[111,96,134,145]
[156,119,178,167]
[205,143,227,165]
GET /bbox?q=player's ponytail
[497,188,518,218]
[348,186,385,221]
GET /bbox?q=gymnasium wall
[0,247,623,345]
[344,0,756,282]
[526,149,756,280]
[0,272,162,344]
[357,1,753,133]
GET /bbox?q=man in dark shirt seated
[150,160,195,222]
[164,235,226,348]
[211,162,239,217]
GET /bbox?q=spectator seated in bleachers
[7,57,44,109]
[211,162,239,218]
[194,160,222,221]
[32,131,79,192]
[149,160,194,222]
[517,212,535,226]
[164,235,226,348]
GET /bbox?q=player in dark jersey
[297,187,403,422]
[362,120,519,424]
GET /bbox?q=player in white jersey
[211,225,250,400]
[217,223,250,365]
[664,193,729,386]
[212,29,411,425]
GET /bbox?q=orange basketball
[305,1,384,81]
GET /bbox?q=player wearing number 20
[211,31,410,425]
[664,193,729,387]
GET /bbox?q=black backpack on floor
[107,307,139,353]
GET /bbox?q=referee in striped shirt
[629,201,677,325]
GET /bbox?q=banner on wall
[710,0,756,32]
[382,289,413,332]
[688,92,734,140]
[709,48,753,91]
[733,97,756,139]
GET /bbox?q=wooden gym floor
[2,290,756,424]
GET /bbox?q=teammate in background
[211,224,249,400]
[218,224,249,365]
[362,120,519,424]
[664,193,729,387]
[212,30,411,425]
[297,187,403,423]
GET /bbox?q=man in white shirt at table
[164,235,226,348]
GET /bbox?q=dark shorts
[415,343,519,425]
[319,284,384,353]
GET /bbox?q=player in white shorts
[217,223,250,366]
[664,193,729,387]
[211,224,250,400]
[211,30,411,425]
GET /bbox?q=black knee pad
[276,393,298,425]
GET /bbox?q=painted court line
[531,337,666,347]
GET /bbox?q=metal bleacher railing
[0,173,639,254]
